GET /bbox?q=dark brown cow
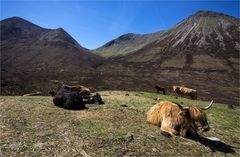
[155,85,166,95]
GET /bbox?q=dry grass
[0,91,239,156]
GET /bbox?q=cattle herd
[23,84,213,138]
[155,85,197,99]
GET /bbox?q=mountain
[94,31,164,57]
[1,16,104,95]
[124,10,239,62]
[96,10,240,105]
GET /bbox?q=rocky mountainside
[94,31,164,57]
[125,10,239,62]
[96,11,240,105]
[1,17,104,95]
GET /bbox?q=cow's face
[186,101,213,133]
[198,116,210,132]
[189,107,210,132]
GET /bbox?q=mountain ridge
[94,10,239,59]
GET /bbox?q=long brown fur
[147,101,192,137]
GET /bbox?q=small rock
[57,123,69,129]
[147,134,156,140]
[0,124,6,128]
[33,142,46,149]
[152,148,157,152]
[34,122,45,129]
[211,127,216,131]
[124,133,134,142]
[81,150,91,157]
[9,143,21,150]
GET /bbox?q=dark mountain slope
[1,17,104,95]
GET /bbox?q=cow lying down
[49,85,104,110]
[147,100,213,138]
[50,85,85,110]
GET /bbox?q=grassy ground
[0,91,239,156]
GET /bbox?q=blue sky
[1,0,239,49]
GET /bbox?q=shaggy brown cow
[173,86,197,99]
[147,100,213,137]
[23,92,42,96]
[155,85,166,95]
[147,101,193,137]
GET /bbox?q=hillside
[0,17,104,95]
[0,91,239,156]
[93,31,164,57]
[96,10,240,105]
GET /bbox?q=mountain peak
[2,16,24,21]
[193,10,235,18]
[56,27,65,31]
[1,16,34,25]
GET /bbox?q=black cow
[155,85,166,95]
[52,86,85,110]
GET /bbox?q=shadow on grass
[161,131,236,153]
[188,135,236,153]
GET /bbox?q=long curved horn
[201,100,213,110]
